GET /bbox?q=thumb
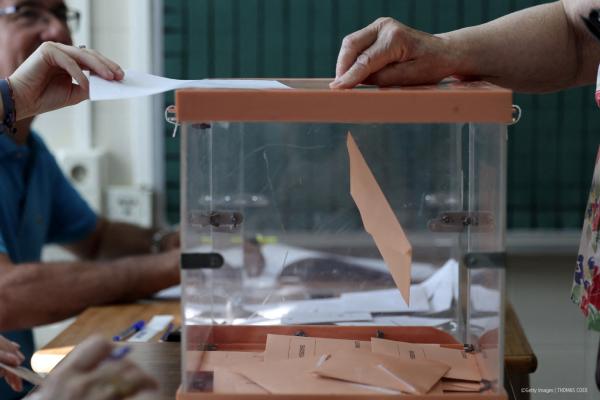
[65,85,89,106]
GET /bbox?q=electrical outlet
[106,186,153,228]
[56,149,105,213]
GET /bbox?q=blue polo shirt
[0,132,97,399]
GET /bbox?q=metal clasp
[510,104,522,125]
[164,105,179,138]
[189,211,244,230]
[428,211,495,233]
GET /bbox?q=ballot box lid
[175,78,513,124]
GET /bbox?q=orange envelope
[475,347,498,381]
[232,356,387,395]
[428,381,445,395]
[264,334,370,362]
[370,337,427,361]
[213,367,269,394]
[441,380,483,392]
[347,132,412,305]
[313,352,449,395]
[423,346,481,382]
[371,338,482,382]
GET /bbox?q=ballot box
[175,79,513,399]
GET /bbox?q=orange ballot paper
[193,351,264,371]
[347,132,412,304]
[313,352,449,394]
[264,334,370,362]
[371,338,482,382]
[232,356,389,395]
[212,367,268,394]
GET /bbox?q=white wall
[33,0,164,209]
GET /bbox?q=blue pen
[112,320,145,342]
[160,322,175,342]
[108,346,131,360]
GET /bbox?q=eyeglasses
[0,2,80,32]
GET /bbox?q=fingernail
[16,350,25,362]
[10,341,20,349]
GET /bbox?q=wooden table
[504,305,538,400]
[36,301,536,400]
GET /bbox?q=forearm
[0,253,179,331]
[67,219,156,260]
[95,221,154,259]
[443,1,600,92]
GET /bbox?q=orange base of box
[175,325,507,399]
[176,389,508,400]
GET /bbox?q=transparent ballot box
[176,80,512,399]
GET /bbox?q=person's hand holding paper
[89,70,290,101]
[347,133,412,304]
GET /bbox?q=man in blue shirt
[0,1,180,398]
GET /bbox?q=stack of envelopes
[190,334,489,395]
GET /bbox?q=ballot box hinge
[463,252,506,269]
[189,211,244,230]
[428,211,494,232]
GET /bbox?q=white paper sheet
[339,287,430,313]
[470,285,501,312]
[89,69,290,101]
[282,311,372,325]
[127,315,174,343]
[154,285,181,299]
[415,259,458,312]
[244,298,351,319]
[244,285,430,322]
[0,362,44,386]
[153,243,437,301]
[336,317,452,327]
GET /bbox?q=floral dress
[572,148,600,331]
